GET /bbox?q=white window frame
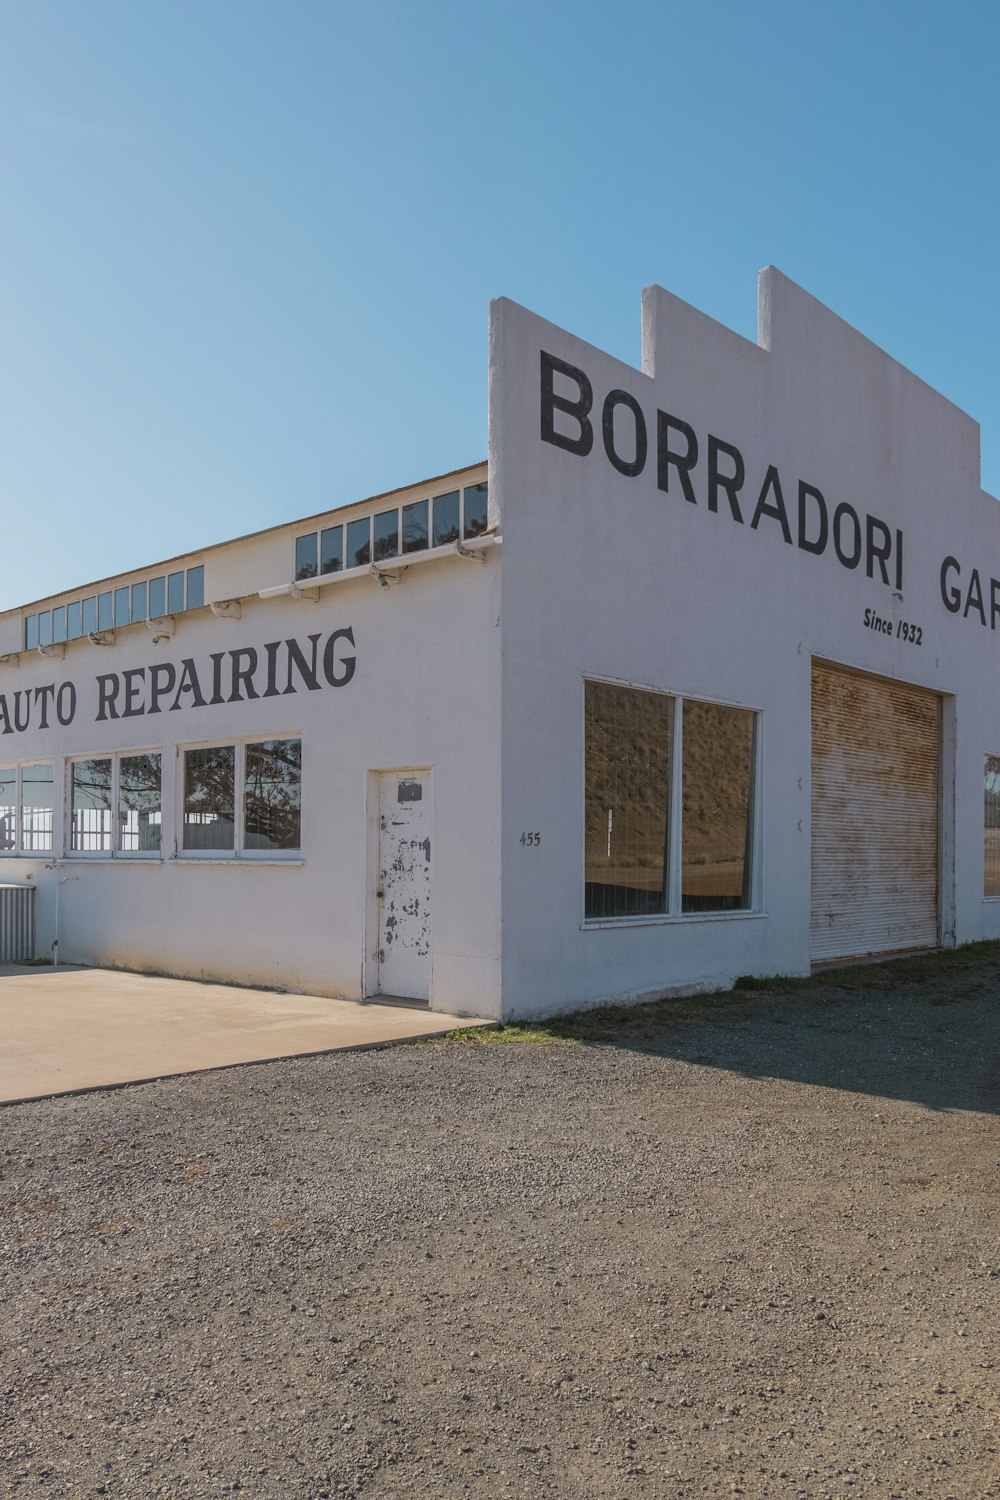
[65,749,164,859]
[582,675,765,925]
[0,759,56,857]
[176,734,302,861]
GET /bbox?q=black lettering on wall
[656,412,698,504]
[895,529,904,592]
[601,390,647,477]
[750,465,792,544]
[941,556,962,613]
[229,648,260,703]
[95,674,121,722]
[209,652,226,706]
[172,659,207,711]
[148,663,176,714]
[0,697,11,735]
[262,641,282,698]
[56,682,76,726]
[964,568,986,625]
[866,516,893,585]
[13,691,30,733]
[323,627,356,687]
[284,635,322,695]
[991,577,1000,631]
[539,351,594,457]
[121,668,146,718]
[797,483,828,556]
[833,503,862,570]
[706,435,745,522]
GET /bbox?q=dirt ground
[2,945,1000,1499]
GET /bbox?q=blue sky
[2,0,999,611]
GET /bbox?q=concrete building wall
[491,268,1000,1018]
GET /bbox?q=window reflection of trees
[244,740,301,851]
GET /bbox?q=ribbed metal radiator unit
[0,884,35,963]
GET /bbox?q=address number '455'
[520,832,541,846]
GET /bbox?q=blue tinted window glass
[52,607,66,643]
[463,481,488,538]
[373,509,399,561]
[149,577,166,617]
[402,500,428,554]
[320,526,342,574]
[346,517,371,568]
[186,566,205,609]
[25,616,38,650]
[114,587,130,627]
[66,602,82,639]
[98,593,113,631]
[131,582,147,621]
[432,490,460,546]
[167,572,185,613]
[295,534,318,580]
[82,597,98,635]
[38,611,52,646]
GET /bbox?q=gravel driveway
[3,948,1000,1499]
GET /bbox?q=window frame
[65,748,164,860]
[581,675,764,926]
[177,734,303,861]
[0,760,56,857]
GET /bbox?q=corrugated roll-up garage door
[811,662,940,962]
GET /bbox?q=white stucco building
[3,268,1000,1020]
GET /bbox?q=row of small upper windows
[23,566,206,651]
[295,481,488,581]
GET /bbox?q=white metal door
[811,662,940,961]
[376,770,431,1001]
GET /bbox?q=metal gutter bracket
[210,599,242,619]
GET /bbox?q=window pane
[320,525,343,574]
[585,681,672,919]
[183,746,235,851]
[432,490,460,546]
[346,516,371,568]
[295,534,318,580]
[149,577,166,617]
[681,700,755,913]
[402,500,428,554]
[167,571,185,613]
[71,759,113,854]
[463,481,488,538]
[82,597,98,635]
[114,587,130,627]
[186,566,205,610]
[21,763,53,852]
[244,739,301,851]
[66,602,82,639]
[97,592,113,631]
[24,616,38,651]
[373,508,399,561]
[120,753,162,853]
[985,757,1000,897]
[0,767,16,852]
[52,607,66,644]
[131,582,147,622]
[38,612,52,647]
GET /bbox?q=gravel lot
[3,948,1000,1500]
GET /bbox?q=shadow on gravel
[459,942,1000,1115]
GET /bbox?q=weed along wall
[6,271,1000,1024]
[0,464,503,1019]
[491,268,1000,1018]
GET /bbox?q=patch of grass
[440,940,1000,1047]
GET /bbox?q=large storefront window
[585,680,757,921]
[183,740,301,856]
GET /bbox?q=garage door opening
[811,661,940,963]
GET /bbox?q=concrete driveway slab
[0,965,491,1103]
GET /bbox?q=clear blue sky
[2,0,999,611]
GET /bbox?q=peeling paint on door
[376,770,431,1000]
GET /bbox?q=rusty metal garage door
[811,662,940,962]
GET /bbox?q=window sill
[61,856,164,864]
[170,857,305,867]
[582,909,766,930]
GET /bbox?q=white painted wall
[0,465,502,1020]
[491,269,1000,1018]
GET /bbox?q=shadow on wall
[536,944,1000,1116]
